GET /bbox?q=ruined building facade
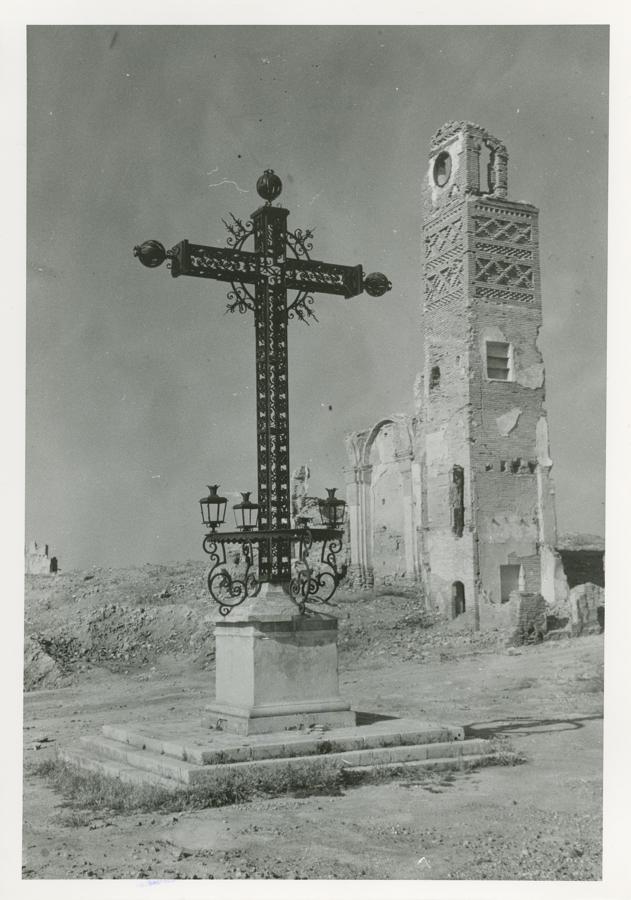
[25,540,58,575]
[345,122,566,628]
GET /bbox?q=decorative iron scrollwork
[221,213,325,324]
[226,285,255,314]
[287,227,315,258]
[286,292,317,323]
[202,528,346,616]
[203,536,261,617]
[290,529,347,614]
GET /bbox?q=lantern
[318,488,346,528]
[199,484,227,531]
[233,492,259,531]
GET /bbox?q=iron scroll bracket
[202,527,347,616]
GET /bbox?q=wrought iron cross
[133,169,391,584]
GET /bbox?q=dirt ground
[22,568,603,881]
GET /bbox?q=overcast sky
[26,24,608,571]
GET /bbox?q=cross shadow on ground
[464,713,602,740]
[355,711,398,725]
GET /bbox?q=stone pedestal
[203,583,354,735]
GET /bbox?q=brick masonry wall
[417,123,559,625]
[506,591,547,646]
[569,583,605,635]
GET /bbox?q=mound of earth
[25,565,507,690]
[24,563,216,688]
[23,636,64,691]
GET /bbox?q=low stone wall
[569,583,604,636]
[506,591,547,646]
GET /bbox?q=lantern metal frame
[232,491,259,532]
[199,485,228,532]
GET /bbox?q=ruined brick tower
[419,120,559,625]
[345,121,565,626]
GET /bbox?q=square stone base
[208,591,352,735]
[202,702,355,736]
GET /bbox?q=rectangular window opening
[500,564,521,603]
[486,341,511,381]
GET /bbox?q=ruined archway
[344,415,420,588]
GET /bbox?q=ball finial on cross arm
[256,169,283,204]
[133,240,167,268]
[363,271,392,297]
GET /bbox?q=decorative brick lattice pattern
[471,205,538,307]
[425,217,463,260]
[425,259,464,307]
[474,216,532,244]
[475,242,533,261]
[424,208,465,310]
[475,258,533,289]
[474,286,535,304]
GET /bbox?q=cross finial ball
[256,169,283,204]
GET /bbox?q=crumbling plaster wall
[344,416,420,587]
[370,428,407,581]
[469,303,560,613]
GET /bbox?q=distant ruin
[25,541,58,575]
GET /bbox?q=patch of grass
[481,735,527,767]
[54,809,94,828]
[343,757,471,788]
[30,757,345,815]
[28,758,58,777]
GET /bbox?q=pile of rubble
[24,563,605,691]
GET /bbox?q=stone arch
[360,415,414,468]
[344,416,420,588]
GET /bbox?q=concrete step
[57,745,182,791]
[341,753,492,784]
[63,733,492,788]
[77,735,207,784]
[101,720,465,766]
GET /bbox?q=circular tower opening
[433,151,452,187]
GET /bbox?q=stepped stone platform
[57,715,495,791]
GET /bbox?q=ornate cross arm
[133,239,391,299]
[169,240,259,283]
[133,239,259,284]
[286,259,391,299]
[285,258,363,298]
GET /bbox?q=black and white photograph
[6,10,626,895]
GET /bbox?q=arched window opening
[450,465,465,537]
[479,143,493,193]
[452,581,465,617]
